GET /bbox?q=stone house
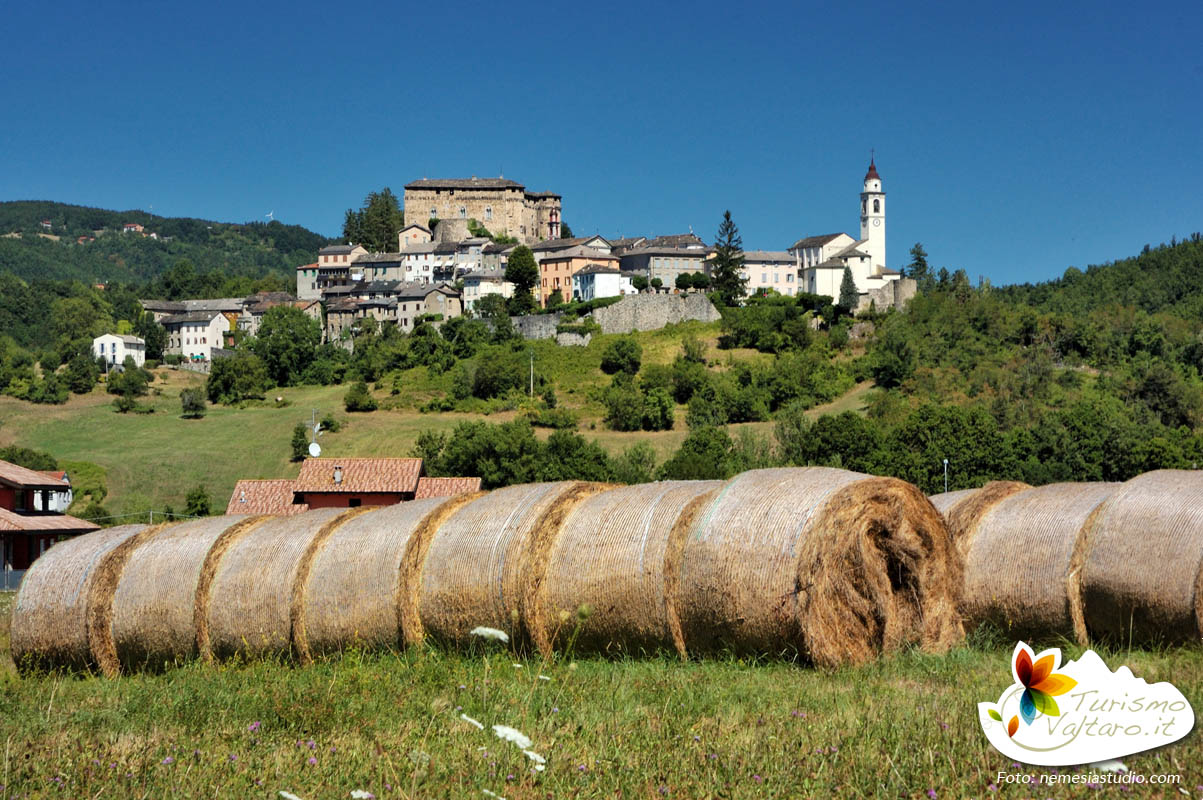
[161,310,231,361]
[619,245,710,287]
[738,251,799,296]
[403,177,561,244]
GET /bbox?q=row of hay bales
[930,469,1203,646]
[11,468,961,675]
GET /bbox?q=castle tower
[859,158,886,272]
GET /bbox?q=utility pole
[529,349,534,397]
[943,458,949,494]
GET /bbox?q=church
[789,159,902,301]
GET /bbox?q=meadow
[0,592,1200,799]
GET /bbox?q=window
[761,273,767,283]
[348,498,362,508]
[873,199,880,213]
[459,206,467,218]
[787,273,794,283]
[485,206,493,221]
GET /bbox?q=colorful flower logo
[985,643,1077,737]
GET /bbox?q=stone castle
[403,177,561,245]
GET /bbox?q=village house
[92,333,146,367]
[481,242,516,272]
[529,235,611,266]
[1,459,98,576]
[571,265,636,302]
[226,458,480,515]
[403,177,561,245]
[538,246,621,307]
[32,471,72,512]
[397,223,433,250]
[737,251,800,296]
[619,242,710,287]
[296,262,320,300]
[237,295,322,337]
[461,268,514,311]
[160,310,229,361]
[123,222,144,234]
[141,298,244,326]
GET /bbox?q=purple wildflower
[161,757,174,765]
[507,774,515,781]
[228,754,237,762]
[578,764,587,771]
[987,784,998,792]
[248,720,261,733]
[927,791,937,799]
[307,756,317,766]
[307,739,316,750]
[753,774,763,783]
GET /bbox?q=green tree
[249,305,322,386]
[291,422,309,461]
[184,485,212,517]
[504,246,539,314]
[870,322,917,388]
[631,275,649,292]
[133,314,167,360]
[180,387,207,418]
[559,222,574,239]
[641,387,675,431]
[610,442,657,484]
[838,266,859,312]
[344,380,378,411]
[710,211,748,306]
[658,426,737,480]
[602,376,645,432]
[600,338,642,375]
[206,351,269,404]
[907,242,931,290]
[65,352,99,393]
[343,188,404,252]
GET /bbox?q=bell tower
[859,156,886,272]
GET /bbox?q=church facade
[790,160,901,301]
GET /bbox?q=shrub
[319,412,341,433]
[184,485,212,517]
[344,381,378,412]
[600,338,642,375]
[291,423,309,461]
[180,388,206,418]
[641,387,675,431]
[602,377,645,432]
[206,351,269,404]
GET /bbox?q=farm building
[0,458,98,574]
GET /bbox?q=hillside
[0,200,332,284]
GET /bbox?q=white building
[32,471,72,512]
[572,265,636,302]
[161,310,229,361]
[92,333,146,367]
[740,251,799,296]
[790,160,901,302]
[462,269,514,311]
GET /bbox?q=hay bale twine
[205,508,361,661]
[1082,470,1203,644]
[960,482,1119,643]
[677,467,959,667]
[10,525,150,673]
[932,481,1030,556]
[530,480,724,657]
[299,493,482,661]
[110,516,266,671]
[417,481,608,648]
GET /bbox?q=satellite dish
[308,442,322,458]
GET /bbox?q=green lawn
[0,592,1199,798]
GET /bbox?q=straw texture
[678,468,959,667]
[205,508,352,660]
[299,496,475,659]
[418,482,597,647]
[961,483,1119,642]
[935,481,1031,556]
[10,525,148,672]
[531,481,724,656]
[928,488,978,516]
[1081,470,1203,644]
[110,516,260,670]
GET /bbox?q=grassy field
[0,321,858,518]
[0,592,1200,798]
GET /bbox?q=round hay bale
[10,525,149,673]
[417,481,608,648]
[205,508,361,661]
[1081,470,1203,644]
[960,482,1119,643]
[299,493,483,661]
[530,480,724,657]
[677,467,959,667]
[933,481,1030,556]
[110,516,266,671]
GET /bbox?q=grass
[0,320,852,516]
[0,591,1200,798]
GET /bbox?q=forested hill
[996,234,1203,316]
[0,201,333,283]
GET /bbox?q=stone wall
[857,278,917,314]
[510,313,564,340]
[591,293,721,335]
[555,332,591,347]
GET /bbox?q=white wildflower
[1089,760,1128,773]
[482,791,506,800]
[280,793,305,800]
[523,749,546,765]
[538,675,551,681]
[470,626,509,643]
[492,724,532,749]
[512,663,523,668]
[460,713,485,730]
[351,792,375,800]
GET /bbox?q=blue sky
[1,0,1199,286]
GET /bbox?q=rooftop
[790,233,848,251]
[225,479,308,516]
[575,264,622,276]
[294,458,424,495]
[542,245,620,261]
[319,244,356,255]
[405,177,525,190]
[0,459,71,490]
[530,235,610,252]
[0,507,100,533]
[414,476,482,499]
[160,310,226,325]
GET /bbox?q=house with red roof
[1,459,99,574]
[224,458,480,515]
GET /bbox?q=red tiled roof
[0,459,70,489]
[39,470,69,483]
[415,476,482,499]
[295,262,319,272]
[0,507,99,533]
[225,479,308,515]
[294,458,423,494]
[865,158,881,181]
